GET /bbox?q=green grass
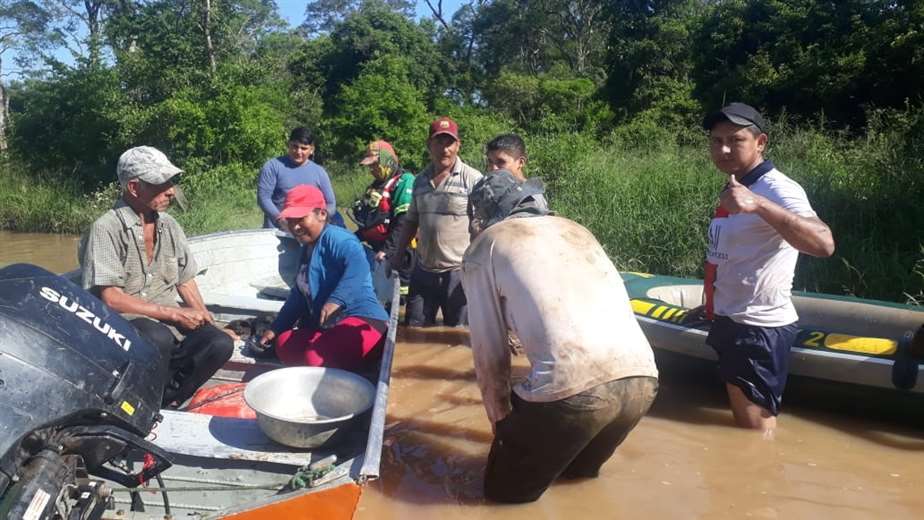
[2,124,921,304]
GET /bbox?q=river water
[3,230,923,519]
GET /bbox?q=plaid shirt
[79,200,198,308]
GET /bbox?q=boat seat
[154,410,323,466]
[205,292,285,314]
[249,275,292,300]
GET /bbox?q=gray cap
[469,170,547,231]
[116,146,183,186]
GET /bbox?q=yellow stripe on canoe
[631,300,657,315]
[630,298,899,355]
[823,334,897,356]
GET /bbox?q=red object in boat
[184,382,256,419]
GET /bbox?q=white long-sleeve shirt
[461,216,658,424]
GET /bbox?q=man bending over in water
[462,171,659,503]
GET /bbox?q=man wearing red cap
[256,185,388,369]
[388,116,483,327]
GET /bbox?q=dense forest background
[0,0,921,303]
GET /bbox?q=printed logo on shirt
[707,218,729,263]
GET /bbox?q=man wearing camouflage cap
[462,171,659,503]
[80,146,233,408]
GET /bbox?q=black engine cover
[0,264,164,476]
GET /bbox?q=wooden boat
[64,228,398,519]
[622,272,924,394]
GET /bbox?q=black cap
[702,102,768,133]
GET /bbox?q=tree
[107,0,284,103]
[10,65,138,186]
[301,0,413,35]
[0,0,58,148]
[483,69,612,134]
[290,3,447,108]
[692,0,924,128]
[327,53,429,167]
[462,0,609,78]
[602,0,704,126]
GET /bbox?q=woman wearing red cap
[256,185,389,369]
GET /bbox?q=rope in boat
[160,475,288,487]
[112,484,286,492]
[111,497,222,512]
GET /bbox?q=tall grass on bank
[0,158,373,236]
[0,160,119,233]
[1,120,921,304]
[531,121,923,303]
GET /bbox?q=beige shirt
[79,200,198,308]
[461,216,659,423]
[406,158,482,272]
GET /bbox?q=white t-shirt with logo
[707,168,817,327]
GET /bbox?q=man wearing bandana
[353,140,416,263]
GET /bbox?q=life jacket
[354,175,402,245]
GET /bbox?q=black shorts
[706,316,799,416]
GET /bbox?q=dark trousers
[405,265,467,327]
[484,376,659,503]
[131,318,234,407]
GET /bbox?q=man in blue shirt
[257,127,339,229]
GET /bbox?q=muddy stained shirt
[406,158,483,272]
[461,216,659,424]
[707,168,816,326]
[79,200,198,309]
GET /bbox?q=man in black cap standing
[700,103,835,432]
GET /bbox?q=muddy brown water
[4,231,924,519]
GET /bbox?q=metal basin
[243,366,375,449]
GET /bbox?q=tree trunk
[0,56,7,151]
[204,0,217,75]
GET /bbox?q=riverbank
[1,126,922,304]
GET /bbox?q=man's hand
[168,308,210,331]
[491,411,512,435]
[719,174,762,214]
[385,253,402,278]
[374,250,387,263]
[319,301,342,328]
[258,329,276,347]
[680,305,710,325]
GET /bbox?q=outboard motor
[0,264,171,519]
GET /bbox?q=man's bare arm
[387,219,419,272]
[176,279,211,319]
[721,175,835,257]
[757,203,835,257]
[98,286,207,331]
